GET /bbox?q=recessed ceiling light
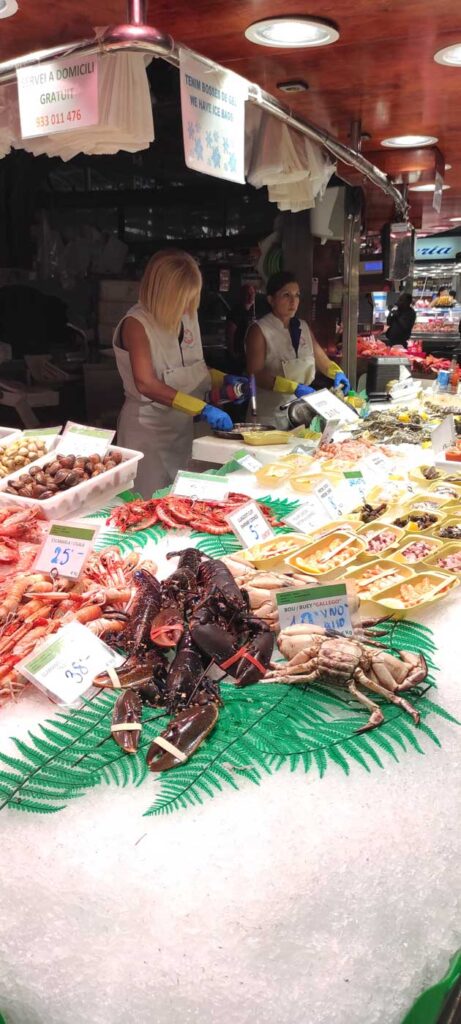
[244,17,339,48]
[0,0,18,18]
[409,183,451,192]
[434,43,461,66]
[380,134,438,148]
[445,163,452,170]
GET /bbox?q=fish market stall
[0,417,460,1024]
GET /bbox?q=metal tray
[213,423,276,440]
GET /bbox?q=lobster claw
[110,688,142,754]
[227,619,274,687]
[146,702,219,771]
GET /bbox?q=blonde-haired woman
[113,250,246,496]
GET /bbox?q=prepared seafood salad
[361,526,400,553]
[347,563,409,598]
[436,550,461,571]
[397,539,438,563]
[393,512,439,531]
[291,532,364,574]
[439,523,461,539]
[378,574,456,609]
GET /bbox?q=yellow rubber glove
[171,391,206,416]
[209,368,225,387]
[273,376,298,394]
[326,361,342,379]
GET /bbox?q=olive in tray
[4,451,123,500]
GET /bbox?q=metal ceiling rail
[0,0,408,220]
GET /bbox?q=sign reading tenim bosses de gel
[17,54,99,139]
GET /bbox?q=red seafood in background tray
[311,438,392,463]
[0,506,48,577]
[107,493,281,535]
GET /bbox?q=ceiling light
[380,134,438,147]
[445,163,452,170]
[409,183,451,192]
[244,17,339,48]
[434,43,461,66]
[450,217,461,222]
[0,0,18,18]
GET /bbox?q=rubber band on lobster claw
[146,703,219,772]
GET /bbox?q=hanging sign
[179,49,248,184]
[17,54,99,140]
[17,622,123,705]
[276,583,353,635]
[34,522,98,580]
[56,422,115,457]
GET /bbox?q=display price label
[18,621,123,705]
[359,451,390,483]
[57,422,115,457]
[23,426,62,437]
[336,470,367,513]
[319,417,341,449]
[314,479,346,519]
[304,388,358,425]
[226,500,273,547]
[34,522,98,580]
[284,496,328,533]
[276,583,353,635]
[171,470,230,501]
[232,448,263,473]
[431,415,456,455]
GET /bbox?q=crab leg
[354,668,420,727]
[348,681,384,732]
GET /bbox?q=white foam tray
[0,444,143,520]
[0,427,21,445]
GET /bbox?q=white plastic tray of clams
[0,444,143,521]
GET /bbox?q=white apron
[249,313,316,427]
[113,303,210,497]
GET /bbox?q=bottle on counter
[449,356,461,395]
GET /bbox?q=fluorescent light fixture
[245,17,339,48]
[450,217,461,222]
[409,183,451,192]
[434,43,461,66]
[381,134,438,147]
[0,0,18,17]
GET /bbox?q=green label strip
[23,427,62,436]
[27,637,64,674]
[49,525,95,541]
[276,583,347,607]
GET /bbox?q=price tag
[304,388,358,425]
[335,470,367,513]
[276,583,353,635]
[319,417,341,449]
[17,621,123,705]
[226,500,273,547]
[314,479,346,519]
[57,422,115,457]
[233,448,263,473]
[34,522,98,580]
[23,426,62,437]
[359,451,391,483]
[171,470,230,501]
[284,495,328,533]
[431,415,456,455]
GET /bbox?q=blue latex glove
[199,404,233,430]
[333,371,351,395]
[294,384,315,398]
[223,374,250,404]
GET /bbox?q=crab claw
[146,702,219,771]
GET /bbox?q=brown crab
[265,627,428,732]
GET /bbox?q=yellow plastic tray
[423,541,461,573]
[383,506,448,534]
[427,479,461,505]
[373,570,458,613]
[255,462,296,488]
[237,532,314,570]
[435,516,461,540]
[401,491,451,514]
[242,430,290,446]
[390,535,443,566]
[286,530,367,578]
[290,470,342,494]
[357,521,405,555]
[344,558,415,599]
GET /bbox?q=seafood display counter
[0,423,460,1024]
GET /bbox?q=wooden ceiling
[2,0,461,232]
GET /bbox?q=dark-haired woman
[245,271,350,426]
